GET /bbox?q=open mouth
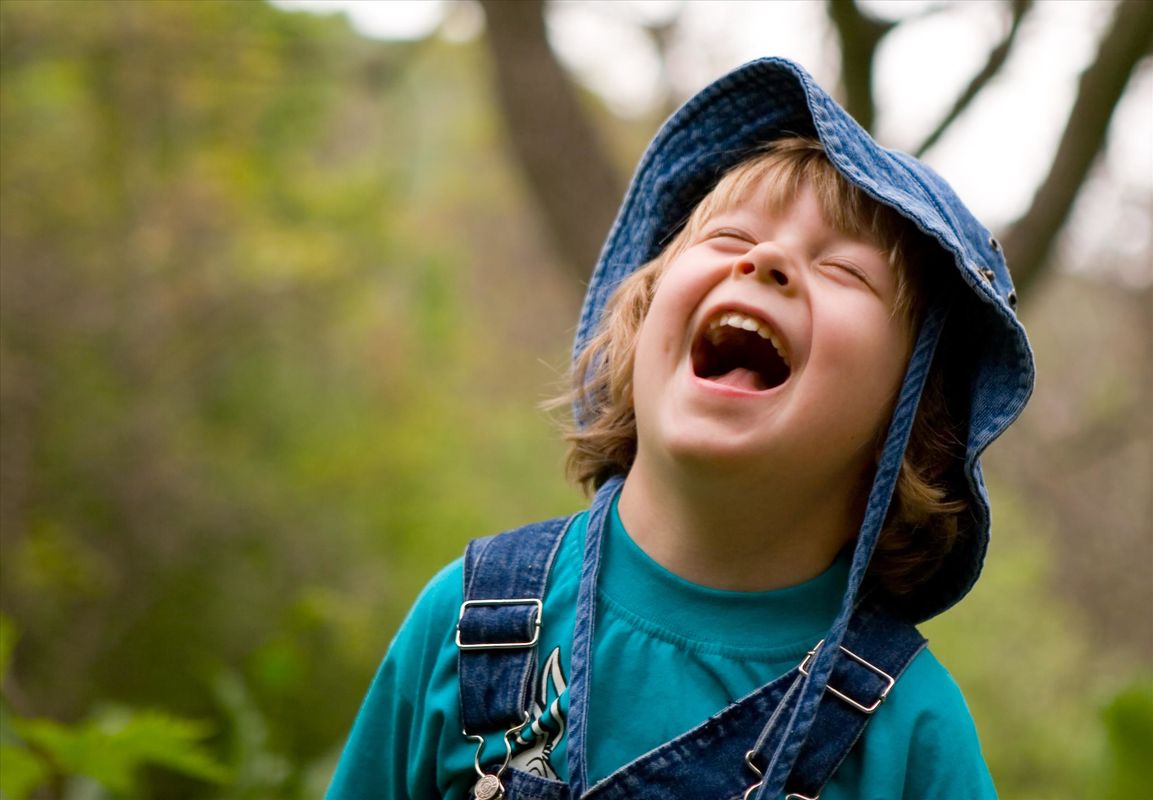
[691,310,791,392]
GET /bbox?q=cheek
[631,312,669,407]
[639,281,696,357]
[818,307,911,407]
[631,320,655,386]
[856,319,909,374]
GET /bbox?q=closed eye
[822,260,875,290]
[705,227,757,245]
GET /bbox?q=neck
[617,452,865,592]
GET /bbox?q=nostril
[770,268,788,286]
[737,262,755,276]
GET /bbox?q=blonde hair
[561,137,966,597]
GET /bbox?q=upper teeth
[707,311,788,364]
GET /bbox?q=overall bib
[456,478,927,800]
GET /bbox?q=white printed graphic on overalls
[509,646,568,779]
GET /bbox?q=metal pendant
[473,773,504,800]
[462,713,529,800]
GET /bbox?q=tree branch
[914,0,1033,157]
[479,0,625,282]
[826,0,896,132]
[1002,0,1153,298]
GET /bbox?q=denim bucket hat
[573,57,1035,626]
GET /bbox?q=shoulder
[900,648,997,795]
[840,646,997,798]
[888,646,976,727]
[407,558,465,631]
[389,511,583,676]
[386,558,465,683]
[396,511,583,644]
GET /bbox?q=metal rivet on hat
[979,268,996,284]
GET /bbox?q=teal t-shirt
[328,502,997,799]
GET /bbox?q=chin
[658,429,778,476]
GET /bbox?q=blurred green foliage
[1098,676,1153,798]
[1,0,578,795]
[0,1,1147,798]
[4,709,230,799]
[921,488,1153,799]
[2,612,229,798]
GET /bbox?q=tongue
[709,367,767,392]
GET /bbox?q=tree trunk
[826,0,894,133]
[479,0,625,283]
[1001,0,1153,297]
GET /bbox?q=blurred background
[0,0,1150,797]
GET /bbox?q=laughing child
[328,58,1033,800]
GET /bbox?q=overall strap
[760,600,926,800]
[457,515,573,735]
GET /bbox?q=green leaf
[12,708,230,793]
[212,669,290,797]
[97,708,232,785]
[0,743,51,800]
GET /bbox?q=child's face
[631,183,913,489]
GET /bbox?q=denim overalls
[455,58,1034,800]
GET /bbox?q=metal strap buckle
[799,639,895,714]
[742,750,764,800]
[743,751,820,800]
[456,598,543,651]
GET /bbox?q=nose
[733,242,795,290]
